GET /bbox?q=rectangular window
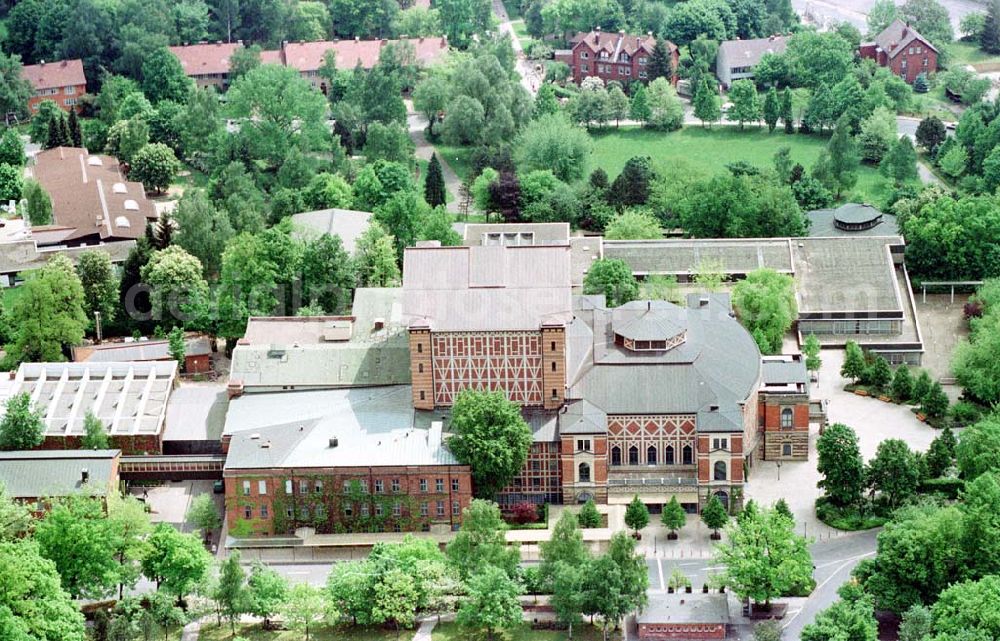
[314,480,323,493]
[300,506,310,519]
[375,503,383,516]
[712,438,728,450]
[343,481,351,494]
[361,503,369,517]
[581,64,589,72]
[286,505,294,518]
[624,68,631,76]
[420,479,428,492]
[244,505,252,519]
[375,480,384,494]
[242,480,251,496]
[360,480,368,493]
[577,439,591,452]
[285,480,293,495]
[437,501,445,517]
[532,478,541,487]
[392,479,401,493]
[453,500,461,515]
[65,85,76,95]
[581,52,589,59]
[436,479,444,492]
[299,480,308,494]
[344,503,353,516]
[451,478,459,492]
[316,504,326,519]
[260,504,268,518]
[258,480,267,495]
[421,502,429,516]
[393,502,402,517]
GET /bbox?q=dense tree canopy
[448,390,532,499]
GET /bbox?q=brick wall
[225,464,473,536]
[409,329,434,409]
[29,84,85,114]
[541,326,566,410]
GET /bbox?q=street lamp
[776,460,782,481]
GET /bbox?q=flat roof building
[2,361,177,454]
[806,203,899,237]
[229,287,411,394]
[600,234,923,364]
[73,336,212,374]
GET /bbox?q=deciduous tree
[448,391,532,500]
[446,500,520,580]
[457,565,523,641]
[583,258,639,307]
[732,268,797,355]
[817,423,865,507]
[129,143,181,194]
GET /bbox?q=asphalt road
[792,0,982,31]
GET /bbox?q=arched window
[611,446,622,466]
[782,443,793,457]
[714,461,727,481]
[682,445,693,465]
[628,446,639,465]
[781,408,793,429]
[665,445,675,465]
[647,446,657,465]
[713,491,730,511]
[578,462,591,483]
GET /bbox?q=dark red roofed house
[859,19,937,83]
[168,42,243,91]
[555,29,676,86]
[22,59,86,114]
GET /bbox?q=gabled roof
[403,244,573,332]
[873,19,938,56]
[290,208,371,254]
[22,59,86,90]
[570,30,671,55]
[0,449,120,499]
[281,37,448,72]
[717,35,789,67]
[30,147,156,243]
[168,42,242,76]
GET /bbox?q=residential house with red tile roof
[169,37,448,94]
[29,147,157,248]
[168,42,243,91]
[555,29,676,86]
[859,19,937,83]
[22,59,86,115]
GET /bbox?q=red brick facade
[22,60,87,114]
[559,433,608,504]
[859,21,937,83]
[558,30,678,86]
[224,465,473,536]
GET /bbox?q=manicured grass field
[192,623,405,641]
[434,621,614,641]
[431,143,475,183]
[587,126,899,204]
[946,40,1000,69]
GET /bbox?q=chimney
[373,317,385,331]
[81,468,89,484]
[329,437,339,448]
[40,60,46,66]
[699,296,710,307]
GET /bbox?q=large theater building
[402,242,813,514]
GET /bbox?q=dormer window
[112,182,127,194]
[600,51,609,59]
[620,53,630,62]
[123,199,139,211]
[114,216,131,228]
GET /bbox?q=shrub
[965,301,984,320]
[814,496,887,531]
[577,499,602,528]
[510,501,539,524]
[918,477,965,499]
[949,400,983,426]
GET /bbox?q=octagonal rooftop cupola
[611,300,687,352]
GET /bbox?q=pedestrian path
[413,617,438,641]
[181,620,201,641]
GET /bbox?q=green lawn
[587,126,901,204]
[193,623,405,641]
[946,40,1000,69]
[431,143,475,183]
[434,622,615,641]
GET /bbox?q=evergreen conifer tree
[781,88,794,133]
[424,153,446,208]
[763,87,780,133]
[983,0,1000,54]
[68,108,82,147]
[647,42,674,82]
